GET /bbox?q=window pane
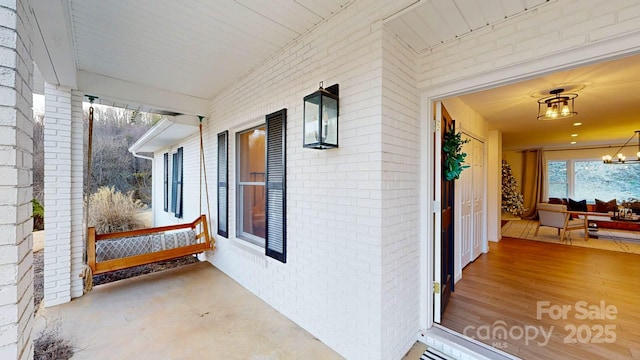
[239,127,266,183]
[304,96,319,144]
[547,161,568,198]
[239,184,265,239]
[322,97,338,144]
[548,183,568,199]
[575,161,640,201]
[237,125,266,244]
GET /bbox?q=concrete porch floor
[35,262,345,359]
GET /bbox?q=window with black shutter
[217,131,228,237]
[265,109,286,263]
[171,152,177,213]
[163,153,169,212]
[171,147,184,218]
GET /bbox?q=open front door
[433,101,455,323]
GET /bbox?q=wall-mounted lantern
[303,82,339,149]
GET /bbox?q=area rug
[501,220,640,254]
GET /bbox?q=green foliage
[88,186,145,234]
[502,160,526,216]
[32,198,44,231]
[442,124,470,181]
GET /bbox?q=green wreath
[442,124,470,181]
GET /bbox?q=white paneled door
[459,134,473,268]
[459,135,485,270]
[471,138,484,261]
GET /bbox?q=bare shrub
[35,327,73,360]
[89,186,144,234]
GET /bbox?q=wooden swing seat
[87,215,212,275]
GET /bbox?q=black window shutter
[171,152,177,213]
[175,147,184,218]
[217,131,228,237]
[265,109,286,263]
[163,153,169,212]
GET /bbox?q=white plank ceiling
[385,0,548,52]
[68,0,352,100]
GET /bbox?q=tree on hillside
[32,104,159,209]
[33,114,44,204]
[85,105,158,205]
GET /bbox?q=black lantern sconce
[303,82,339,149]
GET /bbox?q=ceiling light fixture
[537,88,578,120]
[573,122,582,126]
[602,130,640,164]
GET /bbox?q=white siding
[152,134,201,227]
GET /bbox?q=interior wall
[502,150,523,193]
[442,97,488,139]
[487,131,502,242]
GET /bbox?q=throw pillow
[548,197,567,205]
[568,198,588,212]
[595,198,617,213]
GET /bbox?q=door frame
[419,38,640,333]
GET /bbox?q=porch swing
[82,98,214,290]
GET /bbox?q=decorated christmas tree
[502,160,525,216]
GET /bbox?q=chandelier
[537,88,578,120]
[602,130,640,164]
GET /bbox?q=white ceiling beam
[76,70,209,116]
[31,0,77,88]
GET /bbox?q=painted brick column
[43,83,83,305]
[70,90,84,298]
[0,0,35,359]
[43,86,84,305]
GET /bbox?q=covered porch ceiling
[32,0,640,151]
[32,0,354,115]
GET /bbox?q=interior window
[547,159,639,202]
[574,160,639,201]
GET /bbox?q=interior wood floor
[441,236,640,360]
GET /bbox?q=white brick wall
[0,0,34,359]
[149,1,421,359]
[148,1,640,359]
[380,26,421,360]
[70,90,84,298]
[418,0,640,89]
[43,84,84,306]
